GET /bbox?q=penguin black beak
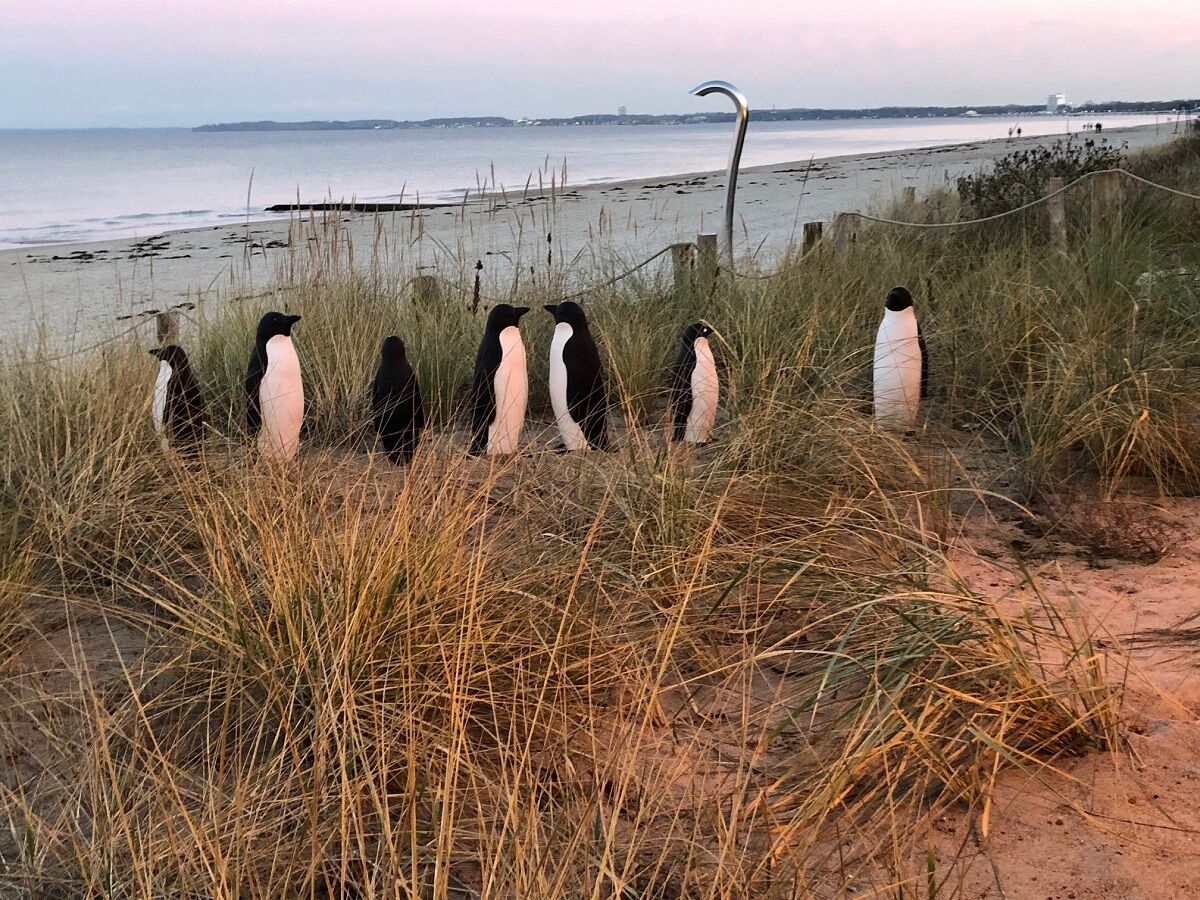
[514,307,530,319]
[148,348,159,357]
[287,315,303,325]
[543,304,557,314]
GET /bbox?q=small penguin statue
[246,311,304,461]
[544,300,610,451]
[668,322,718,444]
[469,304,529,456]
[371,335,425,464]
[872,286,927,429]
[149,344,206,455]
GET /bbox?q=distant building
[618,105,627,117]
[1047,93,1068,113]
[963,109,980,117]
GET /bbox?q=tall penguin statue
[668,322,719,444]
[872,286,927,429]
[469,304,529,456]
[149,345,207,456]
[544,301,610,451]
[246,311,304,462]
[371,335,425,464]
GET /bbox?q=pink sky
[2,0,1197,127]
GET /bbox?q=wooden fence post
[830,213,857,257]
[1091,170,1124,230]
[155,311,179,346]
[1045,177,1068,254]
[802,221,823,256]
[696,232,719,292]
[670,242,695,291]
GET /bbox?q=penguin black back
[545,300,610,451]
[668,322,713,441]
[245,311,302,433]
[372,336,425,464]
[469,304,529,455]
[150,345,207,454]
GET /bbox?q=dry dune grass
[0,128,1198,897]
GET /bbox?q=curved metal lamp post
[690,80,749,266]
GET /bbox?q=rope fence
[18,168,1200,365]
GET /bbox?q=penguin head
[380,335,408,361]
[149,345,189,366]
[256,311,302,341]
[486,304,529,330]
[543,300,589,328]
[681,322,713,345]
[884,287,914,312]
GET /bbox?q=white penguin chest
[686,337,718,444]
[873,309,922,428]
[549,323,588,450]
[488,325,527,455]
[259,335,304,459]
[152,361,172,434]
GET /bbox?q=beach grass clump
[0,417,1116,896]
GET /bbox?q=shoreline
[0,122,1177,344]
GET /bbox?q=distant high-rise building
[618,105,627,117]
[1047,93,1068,113]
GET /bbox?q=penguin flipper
[245,345,266,434]
[564,345,610,451]
[468,358,498,456]
[666,352,692,442]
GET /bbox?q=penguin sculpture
[469,304,529,456]
[371,335,425,464]
[544,301,610,451]
[667,322,719,444]
[245,311,304,461]
[872,286,927,429]
[149,345,206,455]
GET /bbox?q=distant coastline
[195,99,1199,132]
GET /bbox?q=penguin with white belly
[149,345,207,456]
[246,311,304,461]
[469,304,530,456]
[544,301,610,451]
[668,322,719,444]
[872,286,927,429]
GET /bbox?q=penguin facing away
[668,322,719,444]
[872,286,927,429]
[246,312,304,461]
[149,345,206,455]
[544,301,610,451]
[371,335,425,464]
[469,304,529,456]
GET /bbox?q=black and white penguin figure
[469,304,529,456]
[667,322,719,444]
[371,335,425,464]
[245,311,304,461]
[149,345,206,455]
[544,301,610,451]
[872,286,928,429]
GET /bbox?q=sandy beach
[0,122,1174,346]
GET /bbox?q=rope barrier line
[553,245,674,303]
[17,168,1198,362]
[1118,170,1200,202]
[844,168,1200,230]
